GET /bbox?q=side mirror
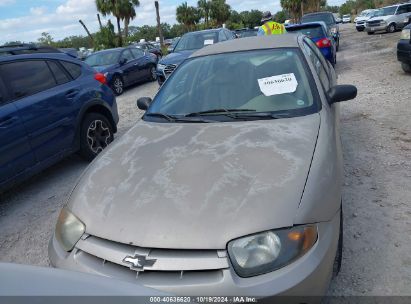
[137,97,152,110]
[328,85,357,104]
[119,58,127,65]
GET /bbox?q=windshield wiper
[145,112,212,123]
[185,108,256,117]
[232,112,291,120]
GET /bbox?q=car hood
[68,114,320,249]
[368,16,389,21]
[159,50,195,65]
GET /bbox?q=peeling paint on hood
[69,114,320,249]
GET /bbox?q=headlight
[55,208,85,252]
[228,225,317,277]
[157,64,166,71]
[381,21,387,25]
[400,29,411,40]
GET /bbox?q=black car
[301,12,340,51]
[84,47,158,95]
[397,22,411,73]
[133,42,163,61]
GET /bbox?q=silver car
[49,35,357,298]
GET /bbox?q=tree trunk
[116,17,123,47]
[79,19,94,47]
[124,18,130,38]
[97,14,103,30]
[155,1,164,47]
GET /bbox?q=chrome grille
[367,20,382,27]
[74,234,229,282]
[164,64,177,76]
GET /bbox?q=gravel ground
[0,24,410,296]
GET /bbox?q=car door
[119,49,139,85]
[130,48,151,80]
[0,71,35,184]
[0,59,80,163]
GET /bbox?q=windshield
[146,49,318,122]
[375,6,397,16]
[174,32,218,52]
[343,15,350,18]
[286,25,326,38]
[302,14,334,25]
[85,50,120,67]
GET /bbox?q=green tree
[210,0,231,26]
[176,2,200,31]
[198,0,212,28]
[37,32,54,45]
[96,0,126,46]
[94,20,117,50]
[274,10,289,23]
[119,0,140,39]
[280,0,302,22]
[240,10,263,28]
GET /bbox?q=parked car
[286,21,337,65]
[0,48,118,192]
[167,37,180,53]
[333,13,342,24]
[236,28,258,38]
[133,42,163,61]
[365,3,411,35]
[156,28,236,85]
[354,9,374,23]
[301,12,340,51]
[397,23,411,73]
[50,35,357,298]
[355,9,378,32]
[342,14,351,23]
[84,47,158,96]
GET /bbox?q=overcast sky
[0,0,346,44]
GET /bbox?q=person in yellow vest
[257,11,286,36]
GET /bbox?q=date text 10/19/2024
[149,296,258,303]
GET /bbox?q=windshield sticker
[257,73,298,96]
[204,39,214,46]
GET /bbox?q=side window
[397,5,407,15]
[302,40,330,90]
[131,48,144,58]
[218,30,227,42]
[60,61,82,79]
[121,49,134,61]
[407,4,411,13]
[0,60,57,100]
[47,61,71,85]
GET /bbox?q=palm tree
[119,0,140,39]
[96,0,122,46]
[280,0,302,23]
[198,0,211,28]
[209,0,231,27]
[176,2,200,31]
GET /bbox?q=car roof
[303,11,333,16]
[183,28,223,36]
[190,34,301,58]
[288,21,327,28]
[91,48,124,55]
[0,52,82,63]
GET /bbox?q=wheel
[110,75,124,96]
[149,65,157,81]
[387,23,396,33]
[79,113,114,161]
[367,31,374,35]
[336,38,339,52]
[332,204,343,277]
[402,62,411,73]
[333,53,337,67]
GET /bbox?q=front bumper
[365,24,387,32]
[397,39,411,64]
[49,210,340,298]
[356,23,365,30]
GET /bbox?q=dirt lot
[0,24,410,296]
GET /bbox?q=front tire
[79,113,114,161]
[333,205,343,277]
[402,62,411,73]
[111,75,124,96]
[387,23,396,33]
[367,31,374,35]
[149,65,157,81]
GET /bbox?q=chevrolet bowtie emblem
[122,253,157,271]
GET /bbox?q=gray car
[49,35,357,298]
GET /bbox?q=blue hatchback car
[286,22,337,66]
[0,48,119,192]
